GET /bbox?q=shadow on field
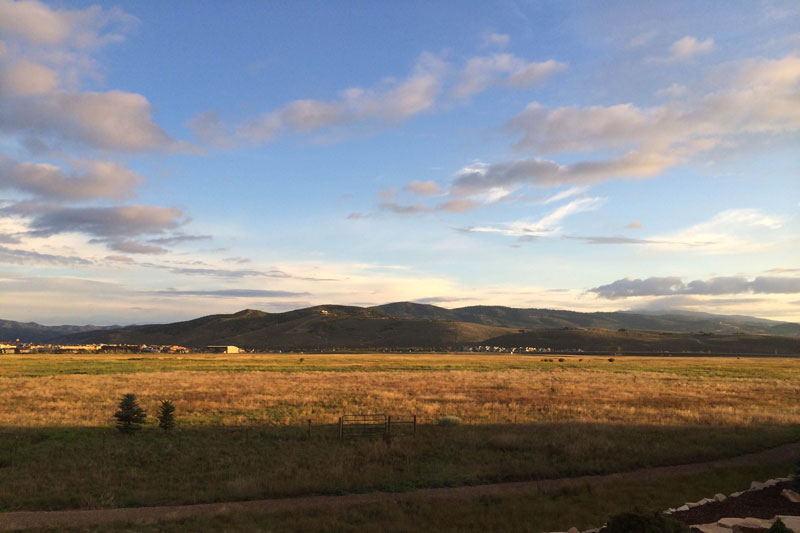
[0,421,798,511]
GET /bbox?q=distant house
[207,345,243,354]
[162,345,189,354]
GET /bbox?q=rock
[763,479,780,487]
[664,507,676,514]
[714,493,727,502]
[567,528,580,533]
[730,491,744,498]
[692,523,736,533]
[750,481,767,490]
[677,504,690,512]
[781,488,800,503]
[581,529,600,533]
[687,501,701,508]
[718,517,773,533]
[774,516,800,531]
[698,497,714,505]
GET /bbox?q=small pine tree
[157,400,176,431]
[113,393,146,433]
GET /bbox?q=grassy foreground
[0,353,798,514]
[24,463,799,532]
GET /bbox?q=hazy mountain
[8,302,800,353]
[0,319,118,344]
[53,306,515,350]
[371,303,799,336]
[481,328,800,355]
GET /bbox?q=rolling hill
[372,302,800,336]
[480,327,800,355]
[53,306,515,350]
[7,302,800,353]
[0,319,117,343]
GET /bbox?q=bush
[437,416,462,426]
[113,393,146,433]
[769,519,792,533]
[604,509,690,533]
[608,357,616,362]
[157,399,176,431]
[558,358,565,362]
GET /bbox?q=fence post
[387,415,391,435]
[413,414,417,436]
[338,417,343,439]
[307,418,312,438]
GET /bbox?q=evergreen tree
[113,393,146,433]
[157,400,176,431]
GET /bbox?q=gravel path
[2,441,798,531]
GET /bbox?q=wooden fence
[338,414,416,438]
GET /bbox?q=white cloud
[0,60,59,95]
[468,53,800,196]
[543,186,588,204]
[2,90,179,152]
[668,36,714,61]
[236,52,446,143]
[452,54,566,99]
[655,83,687,99]
[0,156,143,201]
[0,0,136,49]
[405,180,443,196]
[467,196,604,238]
[648,209,786,254]
[591,274,800,299]
[483,32,510,48]
[0,1,180,153]
[0,0,71,45]
[208,51,563,146]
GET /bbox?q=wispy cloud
[189,51,564,146]
[591,275,800,299]
[0,156,143,201]
[153,289,310,298]
[464,196,605,238]
[647,208,785,253]
[0,244,91,266]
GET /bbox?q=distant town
[0,342,565,355]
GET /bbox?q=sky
[0,0,799,325]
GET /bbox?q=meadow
[1,353,799,529]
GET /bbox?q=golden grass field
[0,353,798,528]
[1,353,799,428]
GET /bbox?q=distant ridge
[0,319,118,344]
[50,305,514,350]
[371,302,800,336]
[32,303,800,354]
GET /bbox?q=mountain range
[3,303,798,354]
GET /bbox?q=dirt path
[2,441,798,531]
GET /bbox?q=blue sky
[0,0,798,325]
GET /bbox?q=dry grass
[20,463,798,532]
[1,355,798,428]
[0,354,798,512]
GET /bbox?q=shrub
[605,509,690,532]
[113,393,146,434]
[437,416,462,426]
[608,357,616,362]
[558,358,565,362]
[157,399,176,431]
[769,519,792,533]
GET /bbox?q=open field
[16,464,795,532]
[0,353,799,522]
